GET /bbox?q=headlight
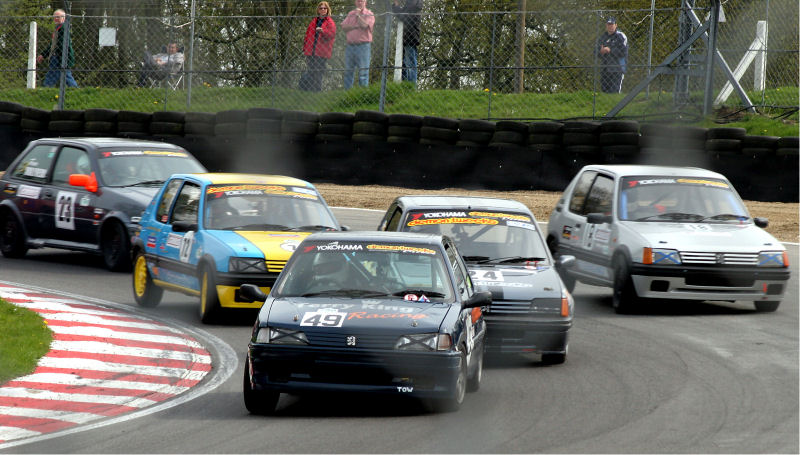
[229,257,267,273]
[256,327,308,344]
[758,251,788,267]
[643,248,681,265]
[395,333,452,351]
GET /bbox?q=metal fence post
[646,0,655,98]
[488,13,496,119]
[379,3,393,113]
[703,0,720,116]
[27,22,37,89]
[58,1,72,110]
[186,0,196,108]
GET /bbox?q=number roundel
[300,310,346,327]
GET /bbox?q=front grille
[680,251,759,266]
[265,259,287,273]
[305,330,399,349]
[685,275,755,287]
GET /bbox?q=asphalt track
[0,207,797,453]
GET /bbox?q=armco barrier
[0,104,796,203]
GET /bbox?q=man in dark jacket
[392,0,422,85]
[37,9,78,88]
[596,16,627,93]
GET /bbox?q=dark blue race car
[242,231,490,414]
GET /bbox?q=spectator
[137,42,185,87]
[596,16,628,94]
[341,0,375,89]
[392,0,422,86]
[300,2,337,91]
[37,9,77,88]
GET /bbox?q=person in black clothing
[596,16,628,93]
[392,0,422,85]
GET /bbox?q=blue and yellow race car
[131,173,344,323]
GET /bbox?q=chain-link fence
[0,0,796,120]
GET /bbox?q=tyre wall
[0,102,796,202]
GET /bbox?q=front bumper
[483,314,571,354]
[629,263,790,301]
[247,344,461,399]
[216,271,279,309]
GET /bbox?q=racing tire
[132,250,163,307]
[459,119,495,133]
[152,111,185,124]
[0,210,28,258]
[529,121,563,135]
[430,350,467,413]
[247,107,283,120]
[466,345,484,392]
[48,120,84,134]
[117,121,148,133]
[0,112,21,125]
[50,110,84,121]
[612,258,637,314]
[754,301,780,313]
[84,121,116,134]
[200,265,222,323]
[318,123,352,136]
[0,101,23,114]
[118,110,152,123]
[319,111,354,124]
[541,351,567,365]
[102,221,132,272]
[242,361,279,415]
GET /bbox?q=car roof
[394,195,532,213]
[305,230,445,246]
[580,164,728,180]
[174,173,316,187]
[33,137,186,150]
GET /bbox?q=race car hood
[622,222,785,252]
[263,297,452,333]
[206,231,310,259]
[106,186,159,217]
[468,264,563,301]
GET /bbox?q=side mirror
[754,217,768,228]
[69,172,98,192]
[463,291,492,309]
[586,212,612,224]
[240,284,267,303]
[556,254,576,269]
[172,221,198,233]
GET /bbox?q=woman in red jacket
[300,2,336,91]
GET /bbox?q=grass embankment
[0,83,796,137]
[0,298,52,385]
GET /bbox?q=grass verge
[0,298,52,385]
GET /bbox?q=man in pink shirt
[341,0,375,88]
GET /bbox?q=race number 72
[300,310,346,327]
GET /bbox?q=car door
[560,171,616,283]
[48,146,97,245]
[154,180,202,290]
[4,144,59,239]
[377,202,403,231]
[445,241,482,360]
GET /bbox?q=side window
[11,145,57,183]
[172,183,201,224]
[568,171,597,214]
[445,243,470,300]
[584,175,614,215]
[156,179,183,224]
[385,206,403,231]
[52,147,90,186]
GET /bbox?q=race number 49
[300,309,346,327]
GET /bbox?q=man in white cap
[596,16,628,93]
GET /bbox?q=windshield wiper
[130,179,165,187]
[301,289,389,298]
[462,255,490,262]
[699,213,750,222]
[391,289,447,298]
[635,212,704,222]
[484,256,548,264]
[234,223,290,231]
[286,225,337,231]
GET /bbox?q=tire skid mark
[0,284,211,444]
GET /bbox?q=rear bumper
[248,344,461,399]
[483,315,571,354]
[630,264,790,301]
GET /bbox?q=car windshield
[618,176,750,222]
[273,241,454,301]
[204,184,337,231]
[98,149,206,187]
[402,210,550,263]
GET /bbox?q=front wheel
[102,221,132,272]
[430,350,467,413]
[612,259,637,314]
[541,352,567,365]
[200,265,222,324]
[466,345,484,392]
[132,250,163,307]
[0,211,28,258]
[754,301,780,312]
[242,361,279,415]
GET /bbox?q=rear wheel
[754,301,780,312]
[242,360,279,415]
[612,259,637,314]
[200,265,222,323]
[102,221,131,272]
[0,211,28,258]
[430,350,467,413]
[132,250,163,307]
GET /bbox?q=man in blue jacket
[596,17,627,93]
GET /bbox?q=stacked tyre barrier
[0,101,796,202]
